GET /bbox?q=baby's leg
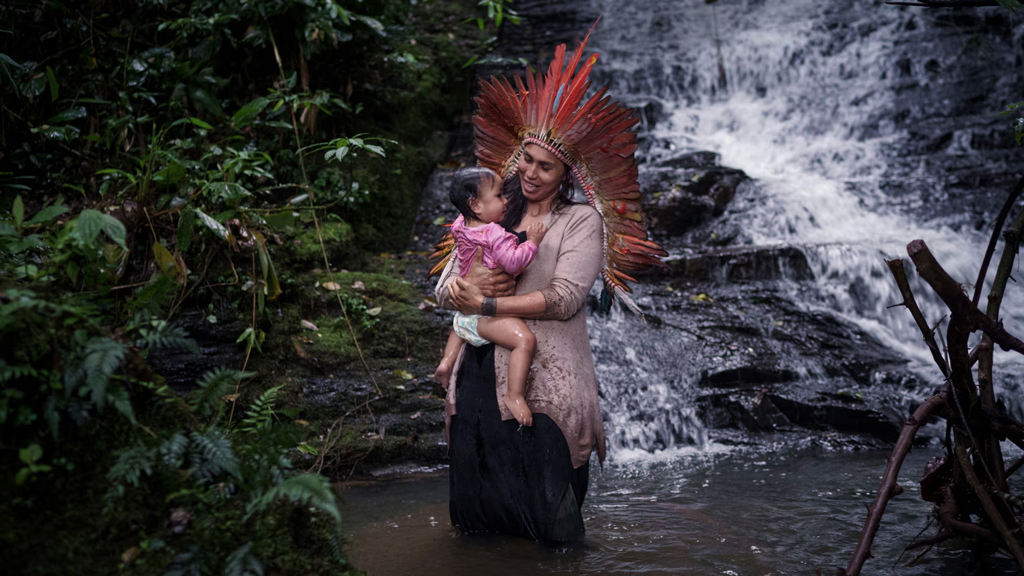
[476,317,536,426]
[434,329,463,388]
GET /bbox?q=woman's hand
[463,247,515,297]
[449,277,486,315]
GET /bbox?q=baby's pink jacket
[450,214,538,278]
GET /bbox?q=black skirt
[448,342,590,542]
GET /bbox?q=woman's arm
[435,247,516,310]
[447,207,603,320]
[448,277,547,318]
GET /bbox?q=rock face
[148,309,247,390]
[642,151,749,237]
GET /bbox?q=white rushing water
[579,0,1024,452]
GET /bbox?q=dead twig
[844,385,949,576]
[954,441,1024,573]
[886,258,950,378]
[973,175,1024,307]
[909,240,1024,358]
[935,484,997,543]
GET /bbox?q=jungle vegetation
[0,0,509,573]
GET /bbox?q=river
[340,442,1023,574]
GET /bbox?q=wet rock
[700,366,798,388]
[641,152,749,236]
[149,309,246,390]
[668,245,814,283]
[698,392,792,432]
[768,393,901,442]
[695,384,904,441]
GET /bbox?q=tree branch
[908,239,1024,356]
[936,485,998,543]
[955,441,1024,573]
[973,175,1024,307]
[886,258,950,378]
[844,386,948,576]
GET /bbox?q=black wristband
[481,297,497,316]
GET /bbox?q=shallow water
[340,442,1020,575]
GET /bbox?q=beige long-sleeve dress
[436,202,606,468]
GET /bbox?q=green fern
[160,432,189,468]
[224,542,264,576]
[245,473,341,526]
[190,367,251,421]
[132,318,199,354]
[125,273,176,317]
[0,360,43,383]
[106,444,157,500]
[80,336,127,410]
[236,385,283,435]
[189,428,240,482]
[139,379,188,410]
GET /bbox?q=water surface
[340,443,1020,575]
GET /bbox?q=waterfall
[576,0,1024,453]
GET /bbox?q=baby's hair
[449,166,499,221]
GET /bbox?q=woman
[437,143,604,541]
[434,29,666,541]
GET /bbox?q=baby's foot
[433,363,452,388]
[504,393,533,426]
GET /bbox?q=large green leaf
[177,207,196,252]
[231,97,270,129]
[12,195,23,229]
[253,231,282,300]
[100,214,126,249]
[24,205,68,226]
[194,208,229,241]
[30,125,80,141]
[49,107,87,124]
[75,210,104,246]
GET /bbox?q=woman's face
[517,144,567,204]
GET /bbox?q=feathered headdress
[431,25,667,316]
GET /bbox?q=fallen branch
[954,441,1024,573]
[973,174,1024,307]
[978,204,1024,491]
[886,258,950,378]
[935,485,997,543]
[908,239,1024,357]
[844,385,949,576]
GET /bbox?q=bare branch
[955,441,1024,573]
[973,175,1024,306]
[935,485,998,542]
[844,386,948,576]
[908,240,1024,356]
[886,258,950,377]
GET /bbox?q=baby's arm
[490,224,546,276]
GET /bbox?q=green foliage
[1001,102,1024,145]
[0,0,489,572]
[237,385,285,434]
[463,0,526,68]
[1,274,345,575]
[246,473,341,526]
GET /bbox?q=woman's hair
[449,167,499,221]
[499,164,576,229]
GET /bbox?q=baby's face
[471,177,507,224]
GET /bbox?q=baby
[434,167,547,426]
